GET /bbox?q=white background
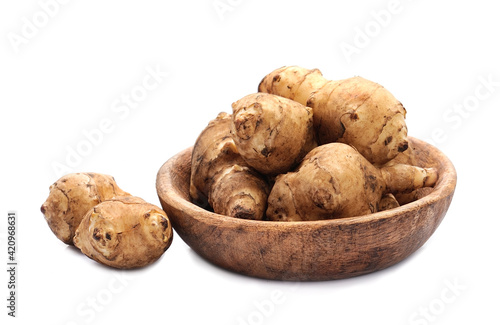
[1,1,498,324]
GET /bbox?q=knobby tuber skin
[259,66,409,165]
[190,112,270,220]
[266,143,437,221]
[231,93,317,175]
[378,193,400,211]
[40,172,130,245]
[74,196,173,269]
[383,139,434,204]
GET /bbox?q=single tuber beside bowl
[156,137,456,281]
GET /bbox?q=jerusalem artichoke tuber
[40,172,129,245]
[382,139,435,205]
[266,143,437,221]
[378,193,400,211]
[259,66,409,165]
[190,112,270,220]
[74,196,173,269]
[231,93,317,175]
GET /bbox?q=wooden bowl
[156,138,456,281]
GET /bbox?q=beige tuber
[74,196,173,269]
[231,93,317,175]
[190,112,270,220]
[41,172,173,269]
[40,172,129,245]
[266,143,437,221]
[259,66,409,165]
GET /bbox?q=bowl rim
[157,137,457,230]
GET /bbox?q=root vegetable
[383,139,434,205]
[266,143,437,221]
[40,172,129,245]
[74,196,173,269]
[259,66,409,165]
[190,112,270,220]
[231,93,317,175]
[378,193,400,211]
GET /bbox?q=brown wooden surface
[156,137,457,281]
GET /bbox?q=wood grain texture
[156,137,457,281]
